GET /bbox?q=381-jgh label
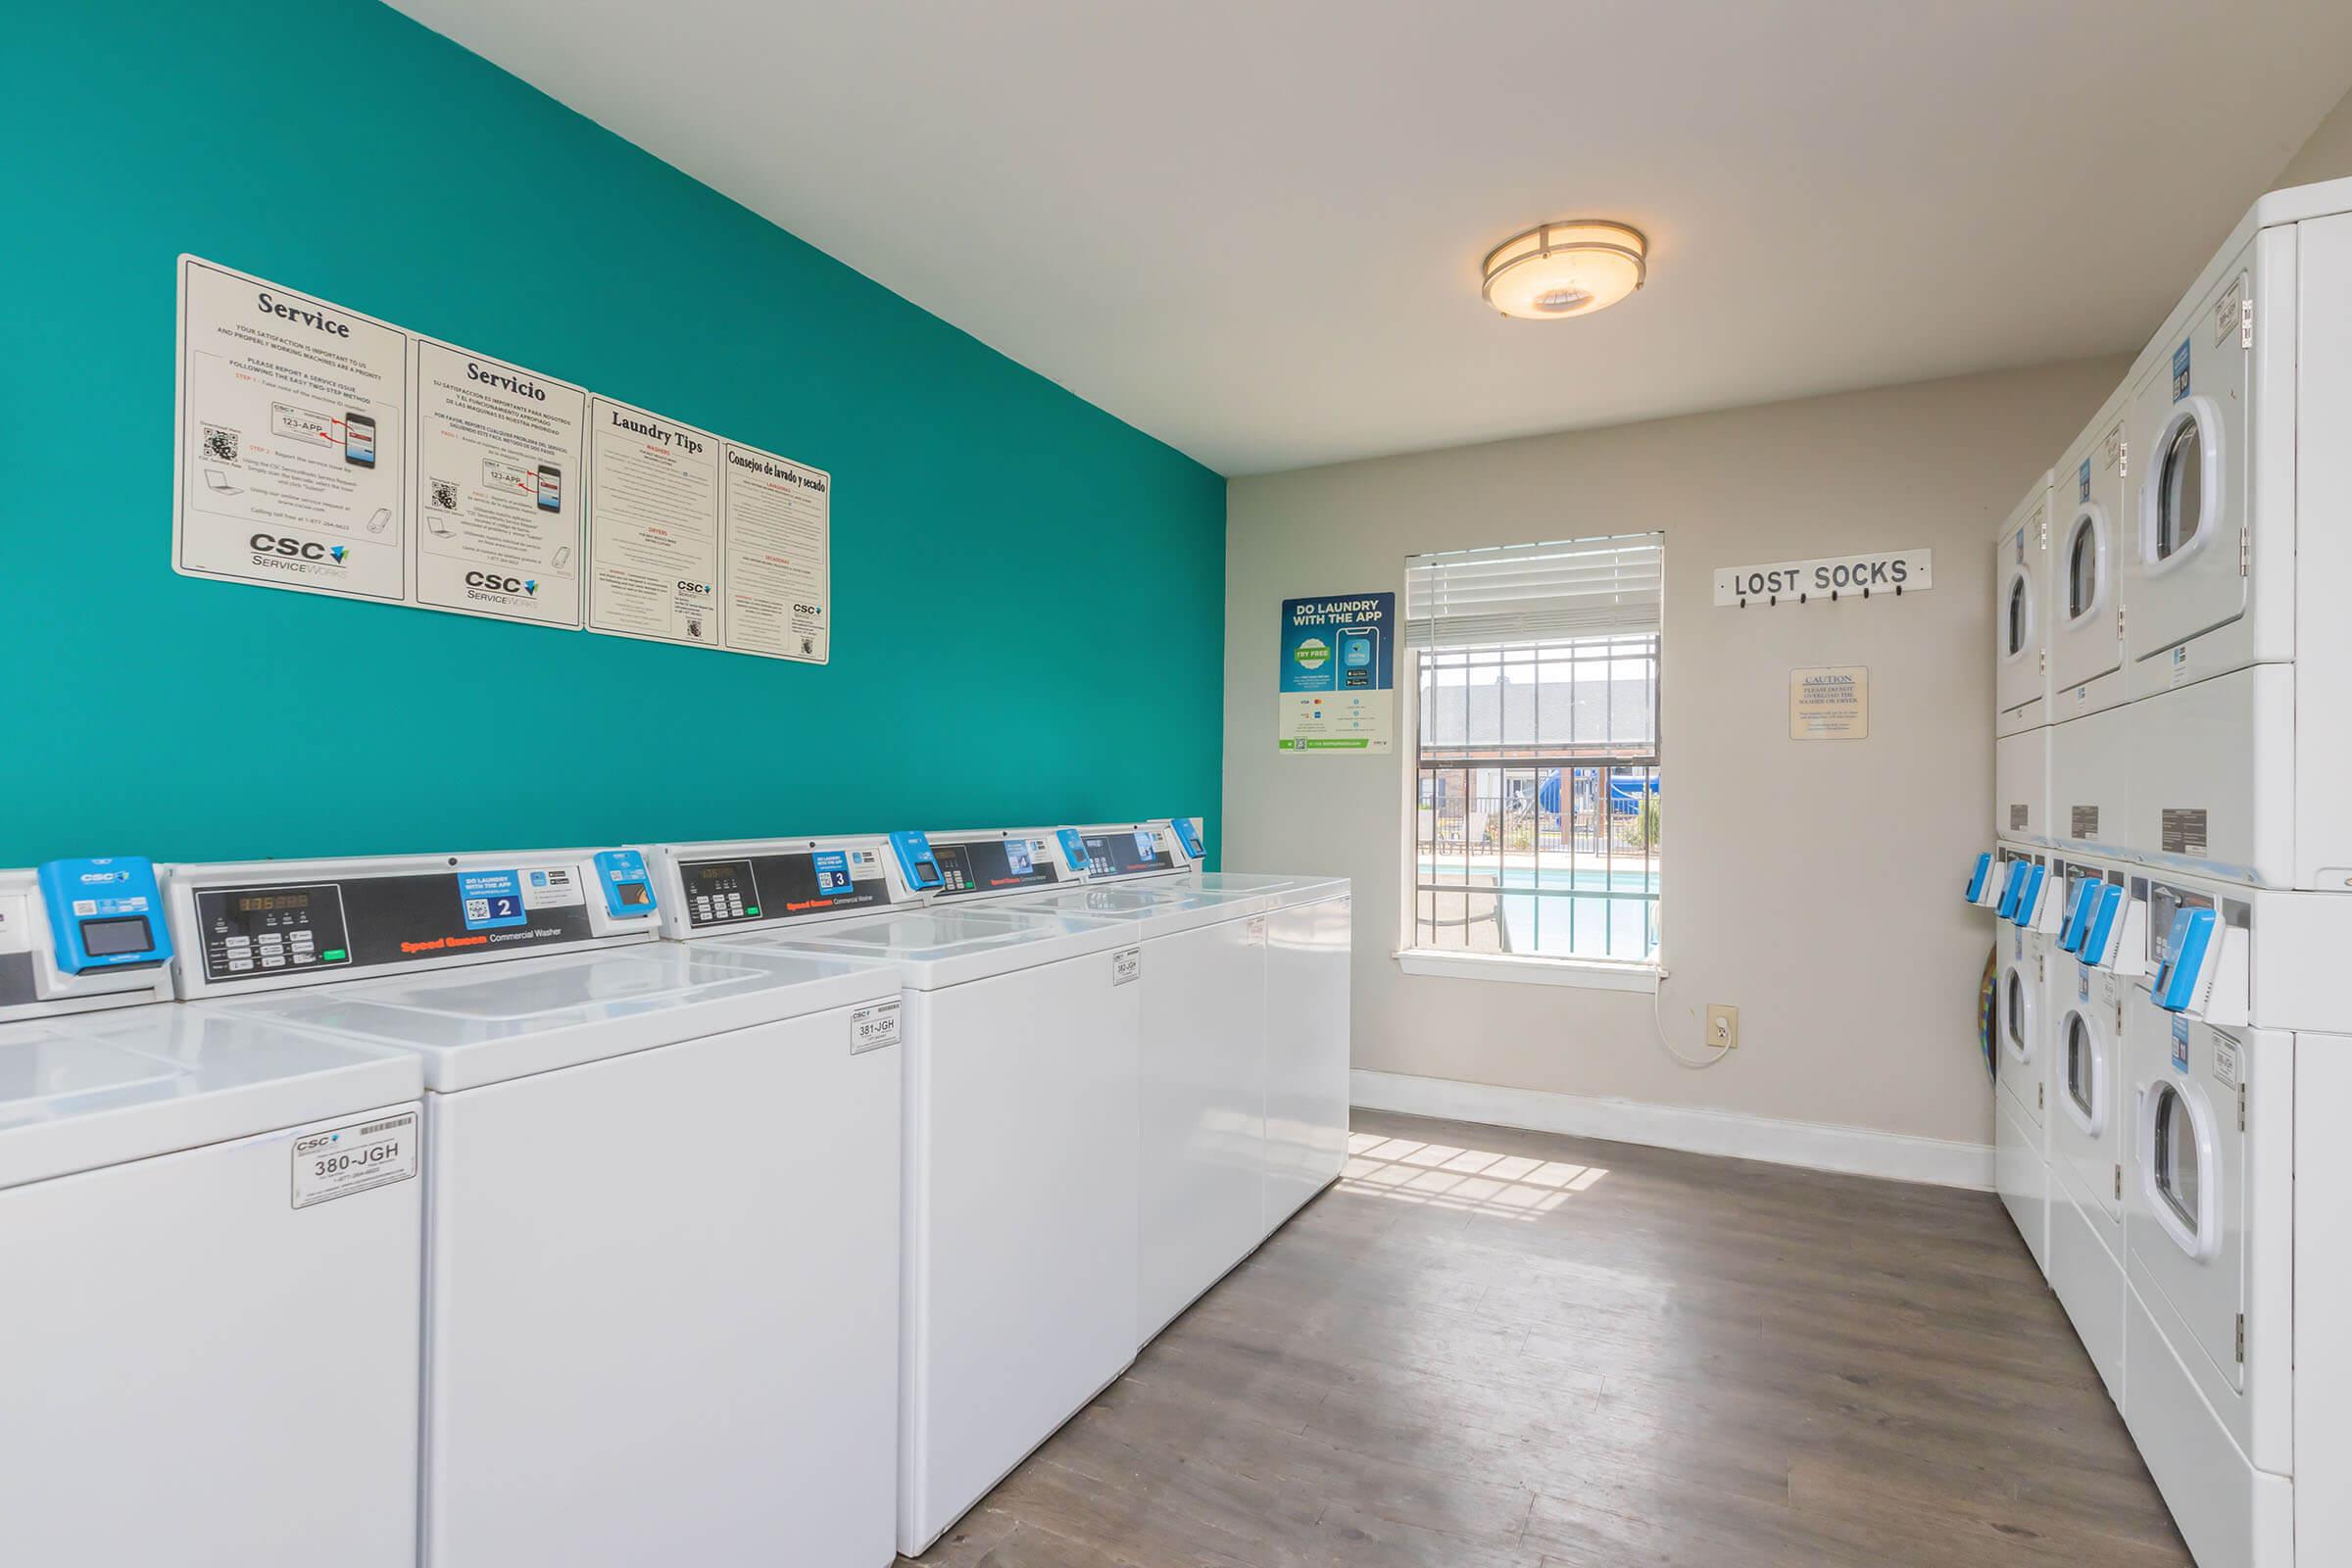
[292,1110,418,1209]
[850,999,900,1054]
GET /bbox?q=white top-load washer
[653,829,1142,1558]
[0,858,426,1568]
[1073,816,1353,1229]
[163,846,906,1568]
[930,825,1283,1345]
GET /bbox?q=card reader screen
[81,916,153,956]
[615,881,652,906]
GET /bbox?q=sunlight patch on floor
[1340,1131,1607,1219]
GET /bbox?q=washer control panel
[930,834,1062,900]
[172,850,653,995]
[676,845,895,930]
[196,883,350,979]
[1074,825,1178,882]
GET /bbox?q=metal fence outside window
[1413,635,1660,960]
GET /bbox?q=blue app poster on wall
[1278,592,1395,753]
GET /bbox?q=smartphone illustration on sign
[343,413,376,466]
[537,465,562,513]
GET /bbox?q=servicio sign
[1713,549,1932,607]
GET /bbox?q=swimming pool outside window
[1403,534,1662,968]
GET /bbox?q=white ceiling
[392,1,2352,475]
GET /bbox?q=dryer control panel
[167,848,658,998]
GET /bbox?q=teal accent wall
[0,0,1225,866]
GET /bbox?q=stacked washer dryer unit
[0,858,427,1568]
[1987,474,2060,1270]
[1992,177,2352,1568]
[164,846,906,1568]
[1112,815,1353,1234]
[654,829,1143,1559]
[2039,379,2143,1406]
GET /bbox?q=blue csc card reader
[37,857,172,973]
[592,850,658,920]
[888,831,945,893]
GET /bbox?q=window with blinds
[1407,534,1662,964]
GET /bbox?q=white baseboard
[1350,1069,1995,1191]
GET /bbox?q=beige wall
[2278,80,2352,187]
[1222,359,2126,1147]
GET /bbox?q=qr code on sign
[430,479,460,511]
[202,424,239,463]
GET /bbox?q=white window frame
[1394,533,1664,991]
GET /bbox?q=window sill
[1394,949,1664,993]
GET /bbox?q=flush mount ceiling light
[1481,220,1648,320]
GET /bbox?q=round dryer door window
[2156,417,2204,561]
[2005,573,2032,657]
[2144,1081,2211,1259]
[2062,1011,2102,1131]
[2003,969,2031,1064]
[2066,511,2103,621]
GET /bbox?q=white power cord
[1650,972,1734,1069]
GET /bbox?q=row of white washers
[1970,173,2352,1568]
[0,817,1349,1567]
[655,818,1349,1554]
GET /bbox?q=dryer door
[2055,991,2121,1224]
[1994,491,2049,731]
[2128,1010,2246,1397]
[1998,941,2045,1130]
[2122,268,2250,689]
[2049,489,2121,696]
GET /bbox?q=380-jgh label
[291,1110,418,1209]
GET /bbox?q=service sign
[1714,549,1932,606]
[1278,592,1395,753]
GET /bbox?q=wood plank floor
[906,1108,2191,1568]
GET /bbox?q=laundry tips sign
[1279,592,1395,753]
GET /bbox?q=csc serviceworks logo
[466,570,537,597]
[249,532,347,564]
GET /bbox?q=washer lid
[1001,883,1278,934]
[1186,870,1350,907]
[0,1006,421,1190]
[200,942,901,1093]
[707,905,1135,990]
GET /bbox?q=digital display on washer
[679,851,892,928]
[80,916,155,957]
[1080,831,1174,879]
[931,839,1059,898]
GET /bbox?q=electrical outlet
[1705,1004,1739,1050]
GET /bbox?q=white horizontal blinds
[1403,533,1662,649]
